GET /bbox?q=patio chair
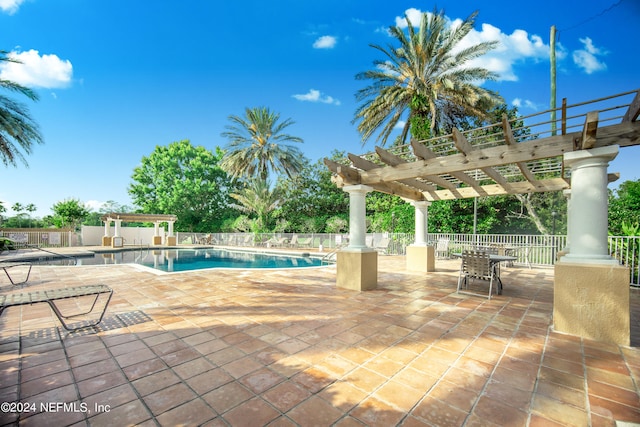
[198,234,212,245]
[435,238,450,259]
[0,262,33,286]
[0,284,113,331]
[457,250,498,300]
[374,237,391,254]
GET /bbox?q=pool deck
[1,248,639,426]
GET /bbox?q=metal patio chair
[457,250,499,300]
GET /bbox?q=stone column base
[166,236,176,246]
[337,250,377,291]
[101,236,112,247]
[554,261,630,345]
[406,245,435,273]
[153,236,163,245]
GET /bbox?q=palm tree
[0,50,44,167]
[25,203,36,228]
[220,107,305,181]
[353,8,503,146]
[230,179,282,233]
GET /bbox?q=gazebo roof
[325,89,640,201]
[100,213,177,222]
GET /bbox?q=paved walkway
[1,255,639,426]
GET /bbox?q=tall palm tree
[353,8,503,146]
[230,179,282,232]
[220,106,305,181]
[0,50,43,167]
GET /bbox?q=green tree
[230,179,282,233]
[353,8,502,146]
[220,106,305,181]
[277,153,349,232]
[0,50,44,167]
[51,198,90,230]
[128,140,237,232]
[25,203,36,228]
[609,180,640,235]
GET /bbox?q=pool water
[68,248,326,272]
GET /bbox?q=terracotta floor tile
[202,381,254,414]
[132,369,181,397]
[411,396,468,426]
[155,398,217,426]
[531,393,590,427]
[222,397,279,427]
[2,256,638,426]
[263,380,312,412]
[240,367,285,394]
[343,367,388,394]
[88,399,152,427]
[77,370,128,398]
[20,370,75,398]
[144,382,197,416]
[428,379,479,413]
[318,380,368,411]
[589,394,640,422]
[172,356,216,380]
[122,357,167,381]
[223,356,263,379]
[373,380,425,412]
[473,395,528,426]
[350,396,405,427]
[287,395,344,426]
[292,366,336,393]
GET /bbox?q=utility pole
[550,25,557,136]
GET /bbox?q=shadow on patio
[0,257,639,426]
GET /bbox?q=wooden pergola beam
[452,128,514,193]
[374,147,460,194]
[578,111,599,150]
[623,89,640,122]
[502,114,538,183]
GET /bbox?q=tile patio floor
[1,254,639,426]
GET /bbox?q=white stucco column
[411,201,431,246]
[562,189,571,253]
[560,145,619,264]
[167,221,174,237]
[103,220,111,237]
[113,219,122,237]
[154,222,160,237]
[343,184,373,251]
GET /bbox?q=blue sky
[1,0,638,218]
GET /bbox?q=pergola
[325,89,640,345]
[100,213,178,247]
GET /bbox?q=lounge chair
[0,285,113,330]
[0,262,32,286]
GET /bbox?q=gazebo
[325,89,640,345]
[100,213,178,247]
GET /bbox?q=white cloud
[392,8,556,82]
[292,89,341,105]
[512,98,543,111]
[313,35,337,49]
[0,0,24,15]
[572,37,607,74]
[0,49,73,89]
[394,120,406,129]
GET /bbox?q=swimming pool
[56,248,328,272]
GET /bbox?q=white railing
[1,229,77,248]
[4,229,637,286]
